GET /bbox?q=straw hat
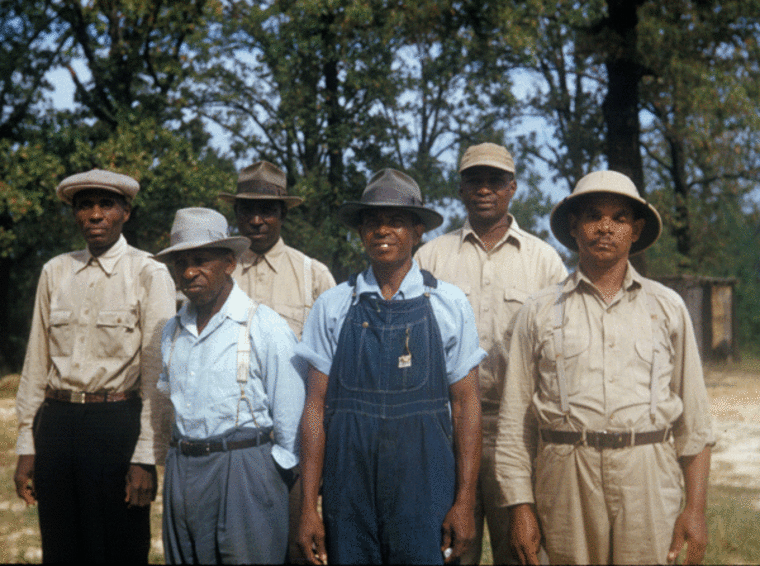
[550,170,662,255]
[56,169,139,205]
[218,161,303,208]
[154,208,250,262]
[337,169,443,232]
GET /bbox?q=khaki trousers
[535,440,683,565]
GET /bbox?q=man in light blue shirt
[297,169,486,565]
[155,207,305,564]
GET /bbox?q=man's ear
[224,251,237,276]
[413,223,425,246]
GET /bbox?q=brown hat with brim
[550,170,662,255]
[56,169,139,205]
[153,207,250,262]
[218,161,303,208]
[459,142,515,173]
[338,168,443,232]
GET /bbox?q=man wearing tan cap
[220,161,335,339]
[496,170,713,564]
[415,143,567,564]
[13,169,176,562]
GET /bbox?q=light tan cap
[550,170,662,255]
[459,142,515,173]
[56,169,139,205]
[218,160,303,208]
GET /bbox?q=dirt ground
[0,361,758,561]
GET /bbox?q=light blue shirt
[296,261,486,385]
[159,283,305,469]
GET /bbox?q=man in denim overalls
[296,169,487,565]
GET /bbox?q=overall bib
[322,272,456,564]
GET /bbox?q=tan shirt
[496,265,715,505]
[415,217,567,412]
[232,238,336,338]
[15,235,176,464]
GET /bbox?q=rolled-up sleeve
[254,309,306,469]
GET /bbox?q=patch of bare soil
[704,363,760,510]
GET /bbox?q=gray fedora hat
[338,169,443,232]
[550,170,662,255]
[56,169,140,205]
[218,161,303,208]
[154,208,250,262]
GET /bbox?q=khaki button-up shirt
[232,238,336,338]
[496,265,715,505]
[415,217,567,413]
[15,235,176,464]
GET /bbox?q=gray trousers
[162,429,289,564]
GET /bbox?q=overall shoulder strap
[420,269,438,289]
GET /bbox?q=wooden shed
[655,275,739,362]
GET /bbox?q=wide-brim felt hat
[153,207,250,262]
[56,169,140,205]
[550,170,662,255]
[338,168,444,232]
[218,160,303,208]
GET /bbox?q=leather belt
[170,428,273,457]
[541,428,671,450]
[45,387,140,404]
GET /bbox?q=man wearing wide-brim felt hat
[296,168,486,565]
[14,168,176,562]
[155,207,305,564]
[497,170,714,565]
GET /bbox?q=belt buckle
[70,391,87,404]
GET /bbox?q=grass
[2,371,760,564]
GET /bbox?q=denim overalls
[322,271,456,564]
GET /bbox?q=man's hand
[297,508,327,565]
[124,464,157,508]
[14,455,36,505]
[440,500,476,563]
[667,506,708,565]
[509,503,541,565]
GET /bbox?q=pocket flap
[96,310,137,328]
[49,310,72,326]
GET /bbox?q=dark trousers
[33,398,150,563]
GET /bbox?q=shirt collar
[565,261,644,296]
[354,260,424,301]
[78,234,127,275]
[177,281,251,334]
[238,237,285,274]
[459,215,522,252]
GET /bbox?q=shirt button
[483,306,489,312]
[484,279,490,285]
[362,322,369,328]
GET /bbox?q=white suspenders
[168,301,260,427]
[303,256,312,327]
[553,282,661,422]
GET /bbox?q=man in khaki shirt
[13,170,175,563]
[219,161,335,339]
[415,143,567,564]
[496,170,714,565]
[220,161,335,561]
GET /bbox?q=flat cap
[56,169,140,205]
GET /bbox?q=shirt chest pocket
[48,310,73,357]
[537,323,590,400]
[95,309,139,359]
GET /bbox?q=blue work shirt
[296,261,486,385]
[159,283,305,469]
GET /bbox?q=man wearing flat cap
[13,169,176,562]
[415,142,567,564]
[297,169,486,565]
[496,170,714,564]
[220,161,335,339]
[155,208,305,564]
